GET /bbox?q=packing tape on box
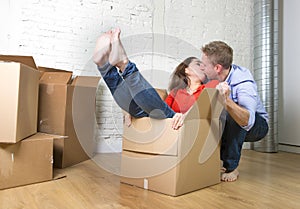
[144,179,148,190]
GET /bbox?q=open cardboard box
[0,55,40,143]
[121,88,223,196]
[0,132,66,190]
[38,67,100,168]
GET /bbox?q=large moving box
[121,88,223,196]
[38,67,100,168]
[0,55,39,143]
[0,133,60,190]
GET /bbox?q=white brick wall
[0,0,253,153]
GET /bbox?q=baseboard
[278,144,300,154]
[242,142,251,149]
[96,139,122,153]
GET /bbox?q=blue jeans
[221,112,269,172]
[98,61,175,119]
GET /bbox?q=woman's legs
[94,30,147,117]
[94,28,175,119]
[121,61,175,118]
[97,63,148,118]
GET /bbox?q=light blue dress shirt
[225,64,269,131]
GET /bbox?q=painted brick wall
[0,0,253,152]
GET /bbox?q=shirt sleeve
[234,81,258,131]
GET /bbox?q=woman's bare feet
[109,28,129,72]
[221,169,239,182]
[93,30,112,67]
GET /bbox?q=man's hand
[216,82,230,107]
[216,82,250,127]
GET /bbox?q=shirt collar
[224,65,234,84]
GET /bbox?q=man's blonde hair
[201,41,233,69]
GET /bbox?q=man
[200,41,269,182]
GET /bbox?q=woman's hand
[172,113,186,130]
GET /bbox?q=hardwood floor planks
[0,150,299,209]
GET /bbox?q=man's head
[200,41,233,81]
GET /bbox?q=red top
[165,80,219,113]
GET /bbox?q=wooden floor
[0,150,299,209]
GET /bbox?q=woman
[165,57,219,113]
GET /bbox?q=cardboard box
[121,88,223,196]
[0,132,59,190]
[38,67,100,168]
[0,55,39,143]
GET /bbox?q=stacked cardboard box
[38,67,100,168]
[121,88,223,196]
[0,55,59,189]
[0,133,61,190]
[0,55,39,143]
[0,55,100,189]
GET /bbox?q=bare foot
[109,28,129,71]
[221,169,239,182]
[93,30,112,67]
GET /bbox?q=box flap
[185,88,223,120]
[38,66,72,73]
[123,118,179,156]
[29,132,67,141]
[38,66,72,79]
[0,55,37,69]
[71,76,100,87]
[155,88,168,100]
[40,72,73,84]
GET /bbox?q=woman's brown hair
[168,57,198,92]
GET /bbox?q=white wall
[279,0,300,153]
[0,0,254,153]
